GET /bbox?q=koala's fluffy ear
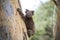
[25,9,29,13]
[32,11,34,15]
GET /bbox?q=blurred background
[20,0,56,40]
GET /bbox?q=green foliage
[31,1,56,40]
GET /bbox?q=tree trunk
[52,0,60,40]
[0,0,29,40]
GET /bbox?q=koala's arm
[17,8,23,15]
[17,8,24,20]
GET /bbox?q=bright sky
[20,0,49,14]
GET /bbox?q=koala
[25,9,35,37]
[17,8,35,37]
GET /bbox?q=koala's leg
[27,29,35,37]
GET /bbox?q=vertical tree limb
[52,0,60,40]
[0,0,29,40]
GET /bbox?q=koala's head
[25,9,34,18]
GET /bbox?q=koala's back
[24,17,35,30]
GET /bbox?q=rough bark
[0,0,29,40]
[52,0,60,40]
